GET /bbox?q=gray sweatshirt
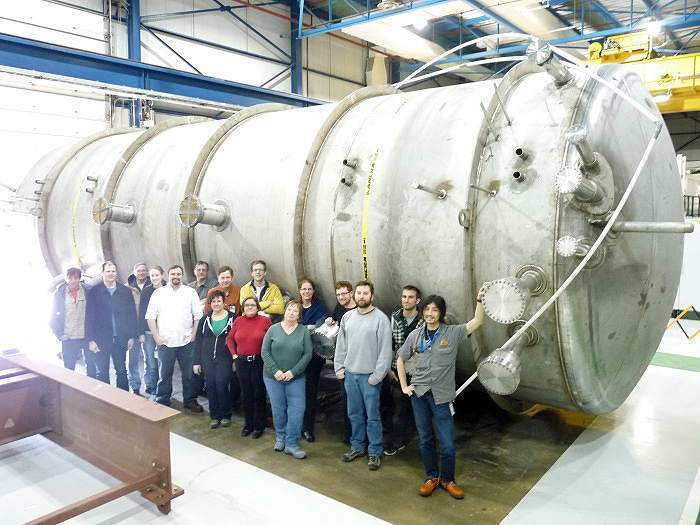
[334,307,392,385]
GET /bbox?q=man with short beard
[146,265,203,411]
[334,280,391,472]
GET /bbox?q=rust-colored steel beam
[0,350,183,522]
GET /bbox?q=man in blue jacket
[85,261,138,390]
[50,267,95,378]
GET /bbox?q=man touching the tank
[396,283,490,500]
[240,260,284,320]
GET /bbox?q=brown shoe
[419,478,440,497]
[440,481,464,499]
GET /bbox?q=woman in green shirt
[261,300,313,458]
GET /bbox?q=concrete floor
[166,371,591,524]
[2,319,699,524]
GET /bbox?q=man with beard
[146,265,203,411]
[334,280,391,472]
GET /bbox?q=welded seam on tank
[362,147,380,280]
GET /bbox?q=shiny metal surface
[14,62,685,414]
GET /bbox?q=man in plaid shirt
[382,285,421,456]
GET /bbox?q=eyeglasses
[244,303,257,308]
[336,292,350,297]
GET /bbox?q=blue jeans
[127,341,142,392]
[411,390,456,482]
[264,376,306,448]
[142,333,158,393]
[62,338,96,378]
[202,352,234,421]
[345,371,382,457]
[156,342,195,406]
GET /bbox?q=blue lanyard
[415,325,442,355]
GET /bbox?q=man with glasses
[325,281,357,443]
[326,281,357,327]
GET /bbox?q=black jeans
[235,355,267,431]
[94,336,128,391]
[302,352,325,434]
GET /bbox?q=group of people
[50,259,489,499]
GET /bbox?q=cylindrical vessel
[14,62,684,414]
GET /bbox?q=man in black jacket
[85,261,138,390]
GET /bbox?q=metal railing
[684,195,700,217]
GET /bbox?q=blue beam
[461,0,526,33]
[142,24,289,66]
[400,11,700,74]
[127,1,141,127]
[290,0,303,94]
[141,7,239,21]
[211,0,291,60]
[0,33,321,108]
[141,25,203,74]
[127,0,141,62]
[300,0,471,38]
[590,1,624,27]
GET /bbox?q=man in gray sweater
[334,280,392,471]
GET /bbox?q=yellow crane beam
[585,32,700,114]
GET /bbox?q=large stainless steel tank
[14,43,686,415]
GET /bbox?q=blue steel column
[128,0,142,127]
[290,1,303,95]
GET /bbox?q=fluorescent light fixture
[647,21,661,37]
[413,18,428,30]
[549,25,575,33]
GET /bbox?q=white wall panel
[140,31,291,91]
[0,0,106,53]
[330,36,365,84]
[0,85,106,190]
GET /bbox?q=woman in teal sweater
[261,300,313,459]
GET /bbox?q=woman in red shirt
[227,295,272,438]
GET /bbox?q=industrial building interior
[1,1,700,524]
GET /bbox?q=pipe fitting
[92,197,136,225]
[526,38,572,86]
[178,195,229,229]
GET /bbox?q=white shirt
[145,284,203,347]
